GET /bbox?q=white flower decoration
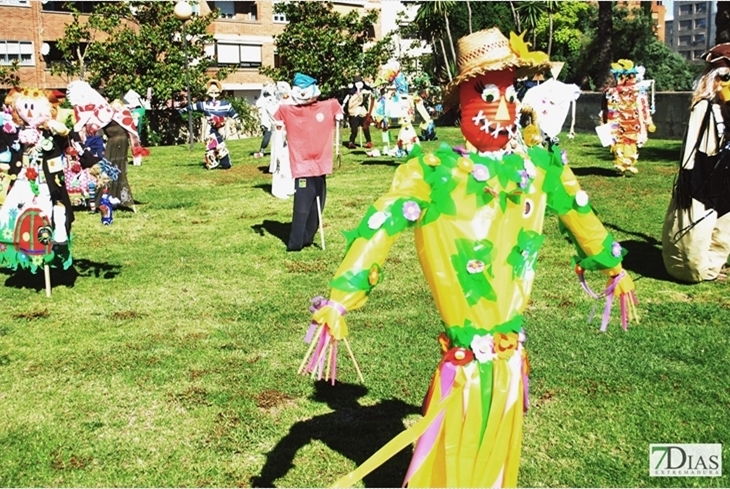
[367,211,387,230]
[575,190,589,207]
[470,334,496,363]
[523,159,537,178]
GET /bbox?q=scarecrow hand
[47,119,69,136]
[312,303,348,341]
[608,271,639,328]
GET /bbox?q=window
[695,17,707,29]
[0,40,33,66]
[273,1,287,23]
[42,1,99,13]
[216,42,261,68]
[694,50,706,58]
[678,19,692,31]
[678,35,692,46]
[695,33,706,44]
[682,50,692,60]
[41,40,87,70]
[679,4,693,15]
[207,1,257,20]
[0,0,29,6]
[696,3,707,14]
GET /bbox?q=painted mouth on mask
[471,110,516,138]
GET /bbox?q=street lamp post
[174,0,194,150]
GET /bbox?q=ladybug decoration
[13,207,52,256]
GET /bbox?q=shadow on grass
[360,159,401,167]
[252,219,291,246]
[604,223,675,282]
[637,145,681,162]
[251,381,419,488]
[1,258,121,292]
[572,166,622,178]
[253,183,273,194]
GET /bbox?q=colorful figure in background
[662,43,730,282]
[183,79,240,170]
[521,77,581,143]
[600,59,656,174]
[342,75,374,149]
[67,81,148,212]
[273,73,343,251]
[0,87,84,276]
[268,81,295,200]
[99,189,113,225]
[255,83,278,159]
[123,89,149,166]
[299,28,637,488]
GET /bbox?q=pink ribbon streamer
[403,362,457,486]
[575,269,626,332]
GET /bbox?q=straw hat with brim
[443,28,550,107]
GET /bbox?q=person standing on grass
[662,42,730,282]
[299,28,638,488]
[274,73,343,252]
[342,76,373,150]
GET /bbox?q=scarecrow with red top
[299,28,639,487]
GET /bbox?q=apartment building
[619,0,667,42]
[0,0,408,104]
[670,0,715,61]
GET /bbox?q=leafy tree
[518,1,547,47]
[52,1,224,108]
[0,60,20,89]
[260,1,392,99]
[414,1,458,82]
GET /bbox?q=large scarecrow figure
[600,59,655,174]
[0,87,95,286]
[183,79,240,170]
[662,43,730,282]
[299,28,638,488]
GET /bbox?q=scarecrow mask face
[206,83,221,100]
[13,90,54,128]
[718,70,730,103]
[459,69,518,152]
[617,72,637,87]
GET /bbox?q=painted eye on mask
[504,86,517,104]
[719,73,730,82]
[476,82,500,103]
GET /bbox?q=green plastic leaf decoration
[330,268,373,293]
[506,229,545,279]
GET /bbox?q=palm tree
[415,1,457,82]
[716,1,730,44]
[546,0,557,56]
[509,1,522,32]
[466,0,473,34]
[517,1,547,47]
[595,0,614,90]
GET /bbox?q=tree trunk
[716,1,730,44]
[466,0,473,34]
[548,11,554,56]
[595,1,614,90]
[444,12,457,71]
[439,37,453,82]
[509,1,521,32]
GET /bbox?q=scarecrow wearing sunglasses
[601,59,655,174]
[299,28,637,488]
[662,43,730,282]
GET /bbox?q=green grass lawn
[1,127,729,487]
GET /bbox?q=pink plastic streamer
[403,362,457,486]
[576,269,627,332]
[302,297,350,383]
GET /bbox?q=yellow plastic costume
[302,140,636,487]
